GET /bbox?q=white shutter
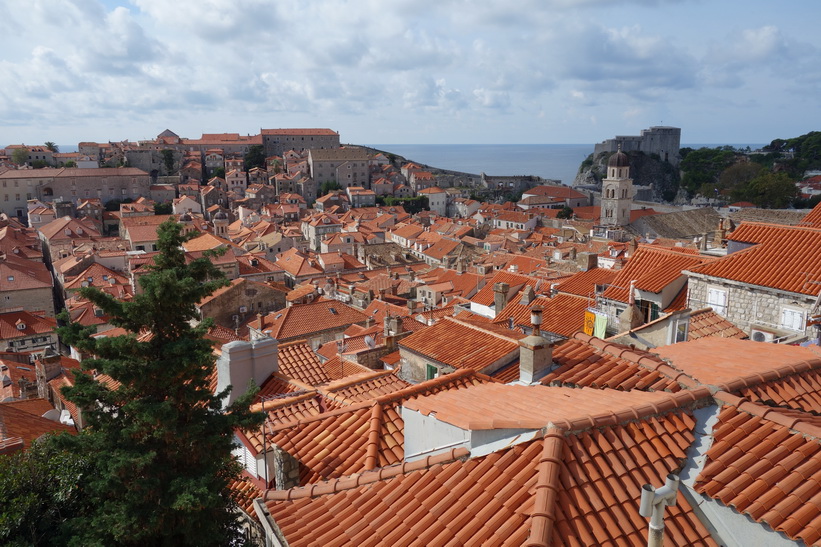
[781,309,804,331]
[707,288,727,315]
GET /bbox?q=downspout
[639,473,680,547]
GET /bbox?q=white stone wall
[687,275,816,338]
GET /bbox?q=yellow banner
[583,310,596,335]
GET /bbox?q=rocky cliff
[573,151,681,203]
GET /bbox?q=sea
[367,143,767,187]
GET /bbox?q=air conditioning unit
[750,327,776,343]
[239,306,248,314]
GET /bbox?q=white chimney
[215,338,278,409]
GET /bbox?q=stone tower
[600,146,633,227]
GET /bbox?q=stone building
[308,148,369,188]
[685,222,821,343]
[196,278,286,330]
[594,126,681,166]
[261,128,340,157]
[39,167,151,208]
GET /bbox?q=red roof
[688,222,821,295]
[602,246,708,302]
[251,300,367,341]
[399,317,524,372]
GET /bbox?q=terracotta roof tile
[554,267,617,298]
[687,222,821,295]
[471,270,540,307]
[261,409,714,546]
[602,246,709,302]
[542,336,683,392]
[493,294,590,338]
[695,400,821,545]
[0,400,75,450]
[276,341,331,386]
[399,317,523,372]
[251,300,367,341]
[402,383,709,431]
[254,371,493,482]
[654,337,821,392]
[687,307,748,341]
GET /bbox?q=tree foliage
[243,145,266,171]
[376,195,429,214]
[160,149,175,175]
[319,181,342,195]
[556,205,574,219]
[11,147,29,165]
[679,147,739,195]
[45,142,59,153]
[739,171,799,209]
[54,220,264,546]
[0,439,91,547]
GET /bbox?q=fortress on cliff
[593,126,681,167]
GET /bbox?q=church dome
[213,211,228,221]
[179,212,192,222]
[608,149,630,168]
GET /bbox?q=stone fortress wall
[594,126,681,167]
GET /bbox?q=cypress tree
[56,220,264,546]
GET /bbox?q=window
[706,288,727,316]
[426,364,439,380]
[781,308,805,332]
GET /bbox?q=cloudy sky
[1,0,819,147]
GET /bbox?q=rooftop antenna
[639,474,679,547]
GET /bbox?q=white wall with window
[780,307,805,332]
[706,287,727,316]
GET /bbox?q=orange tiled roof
[542,334,684,392]
[687,222,821,295]
[736,368,821,413]
[276,341,330,386]
[262,404,715,546]
[687,307,748,341]
[319,371,410,406]
[403,382,708,430]
[493,294,590,338]
[399,317,524,372]
[799,200,821,227]
[252,300,367,341]
[252,370,493,481]
[695,395,821,545]
[602,246,708,302]
[554,267,617,298]
[654,337,821,391]
[0,400,75,450]
[471,270,539,307]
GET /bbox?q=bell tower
[600,145,633,227]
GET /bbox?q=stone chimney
[408,299,418,315]
[519,306,552,383]
[519,285,536,306]
[576,252,598,271]
[493,282,510,316]
[215,338,278,409]
[699,233,709,251]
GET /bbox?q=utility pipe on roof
[639,473,679,547]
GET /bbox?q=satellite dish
[364,335,376,349]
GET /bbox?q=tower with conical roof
[600,146,633,227]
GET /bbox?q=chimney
[215,338,278,409]
[389,315,402,336]
[699,233,709,251]
[493,282,510,316]
[575,251,597,271]
[383,314,393,337]
[519,329,552,384]
[408,300,418,314]
[519,285,535,306]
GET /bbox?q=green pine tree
[55,220,264,546]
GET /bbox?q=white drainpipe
[639,474,679,547]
